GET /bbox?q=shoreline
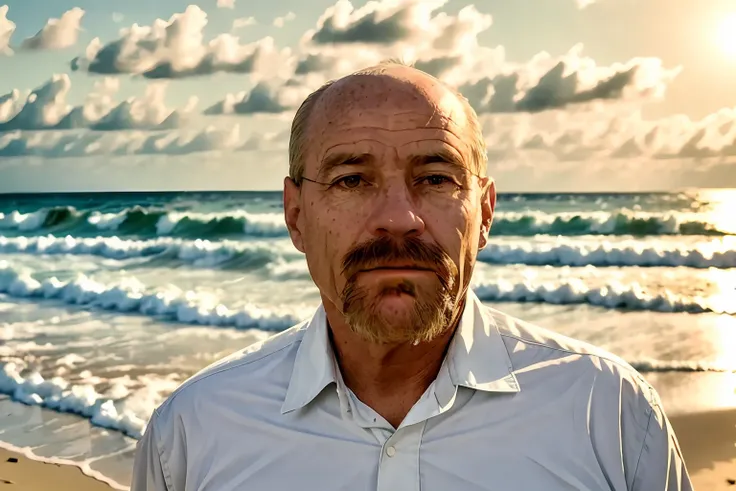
[0,440,125,490]
[0,408,733,490]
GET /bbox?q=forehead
[306,73,471,170]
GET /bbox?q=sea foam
[2,234,736,269]
[0,261,302,330]
[0,206,732,238]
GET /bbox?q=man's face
[284,70,495,345]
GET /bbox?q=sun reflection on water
[691,188,736,235]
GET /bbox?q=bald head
[288,62,487,184]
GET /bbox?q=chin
[343,285,455,345]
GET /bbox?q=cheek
[303,206,368,277]
[423,200,477,256]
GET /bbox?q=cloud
[0,75,72,131]
[0,88,27,123]
[0,75,193,132]
[476,99,736,173]
[72,6,292,79]
[307,0,450,45]
[0,124,289,159]
[112,12,124,24]
[273,12,295,28]
[233,17,257,29]
[0,5,16,55]
[21,7,85,50]
[217,0,235,8]
[447,45,680,114]
[205,80,311,115]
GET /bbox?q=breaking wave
[2,234,735,270]
[1,206,732,238]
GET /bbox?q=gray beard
[341,275,458,345]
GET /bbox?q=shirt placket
[376,421,425,491]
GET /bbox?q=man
[131,61,692,490]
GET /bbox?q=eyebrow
[317,149,470,178]
[409,149,468,171]
[317,153,373,179]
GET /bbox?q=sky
[1,0,736,192]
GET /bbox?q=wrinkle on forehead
[307,71,471,173]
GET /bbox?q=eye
[335,175,364,189]
[420,175,454,186]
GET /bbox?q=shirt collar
[281,289,520,415]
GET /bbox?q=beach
[0,408,733,490]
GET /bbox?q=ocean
[1,189,735,489]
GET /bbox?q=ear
[283,176,306,253]
[478,177,496,250]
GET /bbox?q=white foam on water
[478,238,736,268]
[0,359,185,439]
[470,276,730,314]
[3,205,731,236]
[155,210,286,236]
[87,211,129,230]
[0,210,49,231]
[3,234,736,270]
[0,260,304,330]
[0,235,299,267]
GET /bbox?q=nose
[366,182,426,238]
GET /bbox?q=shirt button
[386,446,396,457]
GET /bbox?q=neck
[324,298,465,429]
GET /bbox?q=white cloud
[21,7,85,50]
[72,6,293,79]
[0,124,291,159]
[217,0,235,9]
[205,80,312,115]
[455,45,681,114]
[273,12,296,28]
[0,75,193,132]
[112,12,124,24]
[0,88,27,123]
[233,16,257,29]
[306,0,452,46]
[0,74,73,130]
[0,5,16,55]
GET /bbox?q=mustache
[341,236,455,285]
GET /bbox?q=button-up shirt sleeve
[630,402,693,491]
[131,409,173,491]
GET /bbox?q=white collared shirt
[131,290,692,491]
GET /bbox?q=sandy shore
[0,447,114,490]
[0,409,733,490]
[670,409,736,491]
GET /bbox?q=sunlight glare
[717,14,736,58]
[696,189,736,235]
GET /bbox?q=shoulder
[483,304,658,407]
[155,320,309,416]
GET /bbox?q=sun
[717,14,736,57]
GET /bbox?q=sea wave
[0,206,731,238]
[0,353,730,449]
[471,277,732,314]
[0,261,303,330]
[0,360,176,440]
[0,235,301,270]
[628,359,735,373]
[0,260,732,321]
[2,235,735,270]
